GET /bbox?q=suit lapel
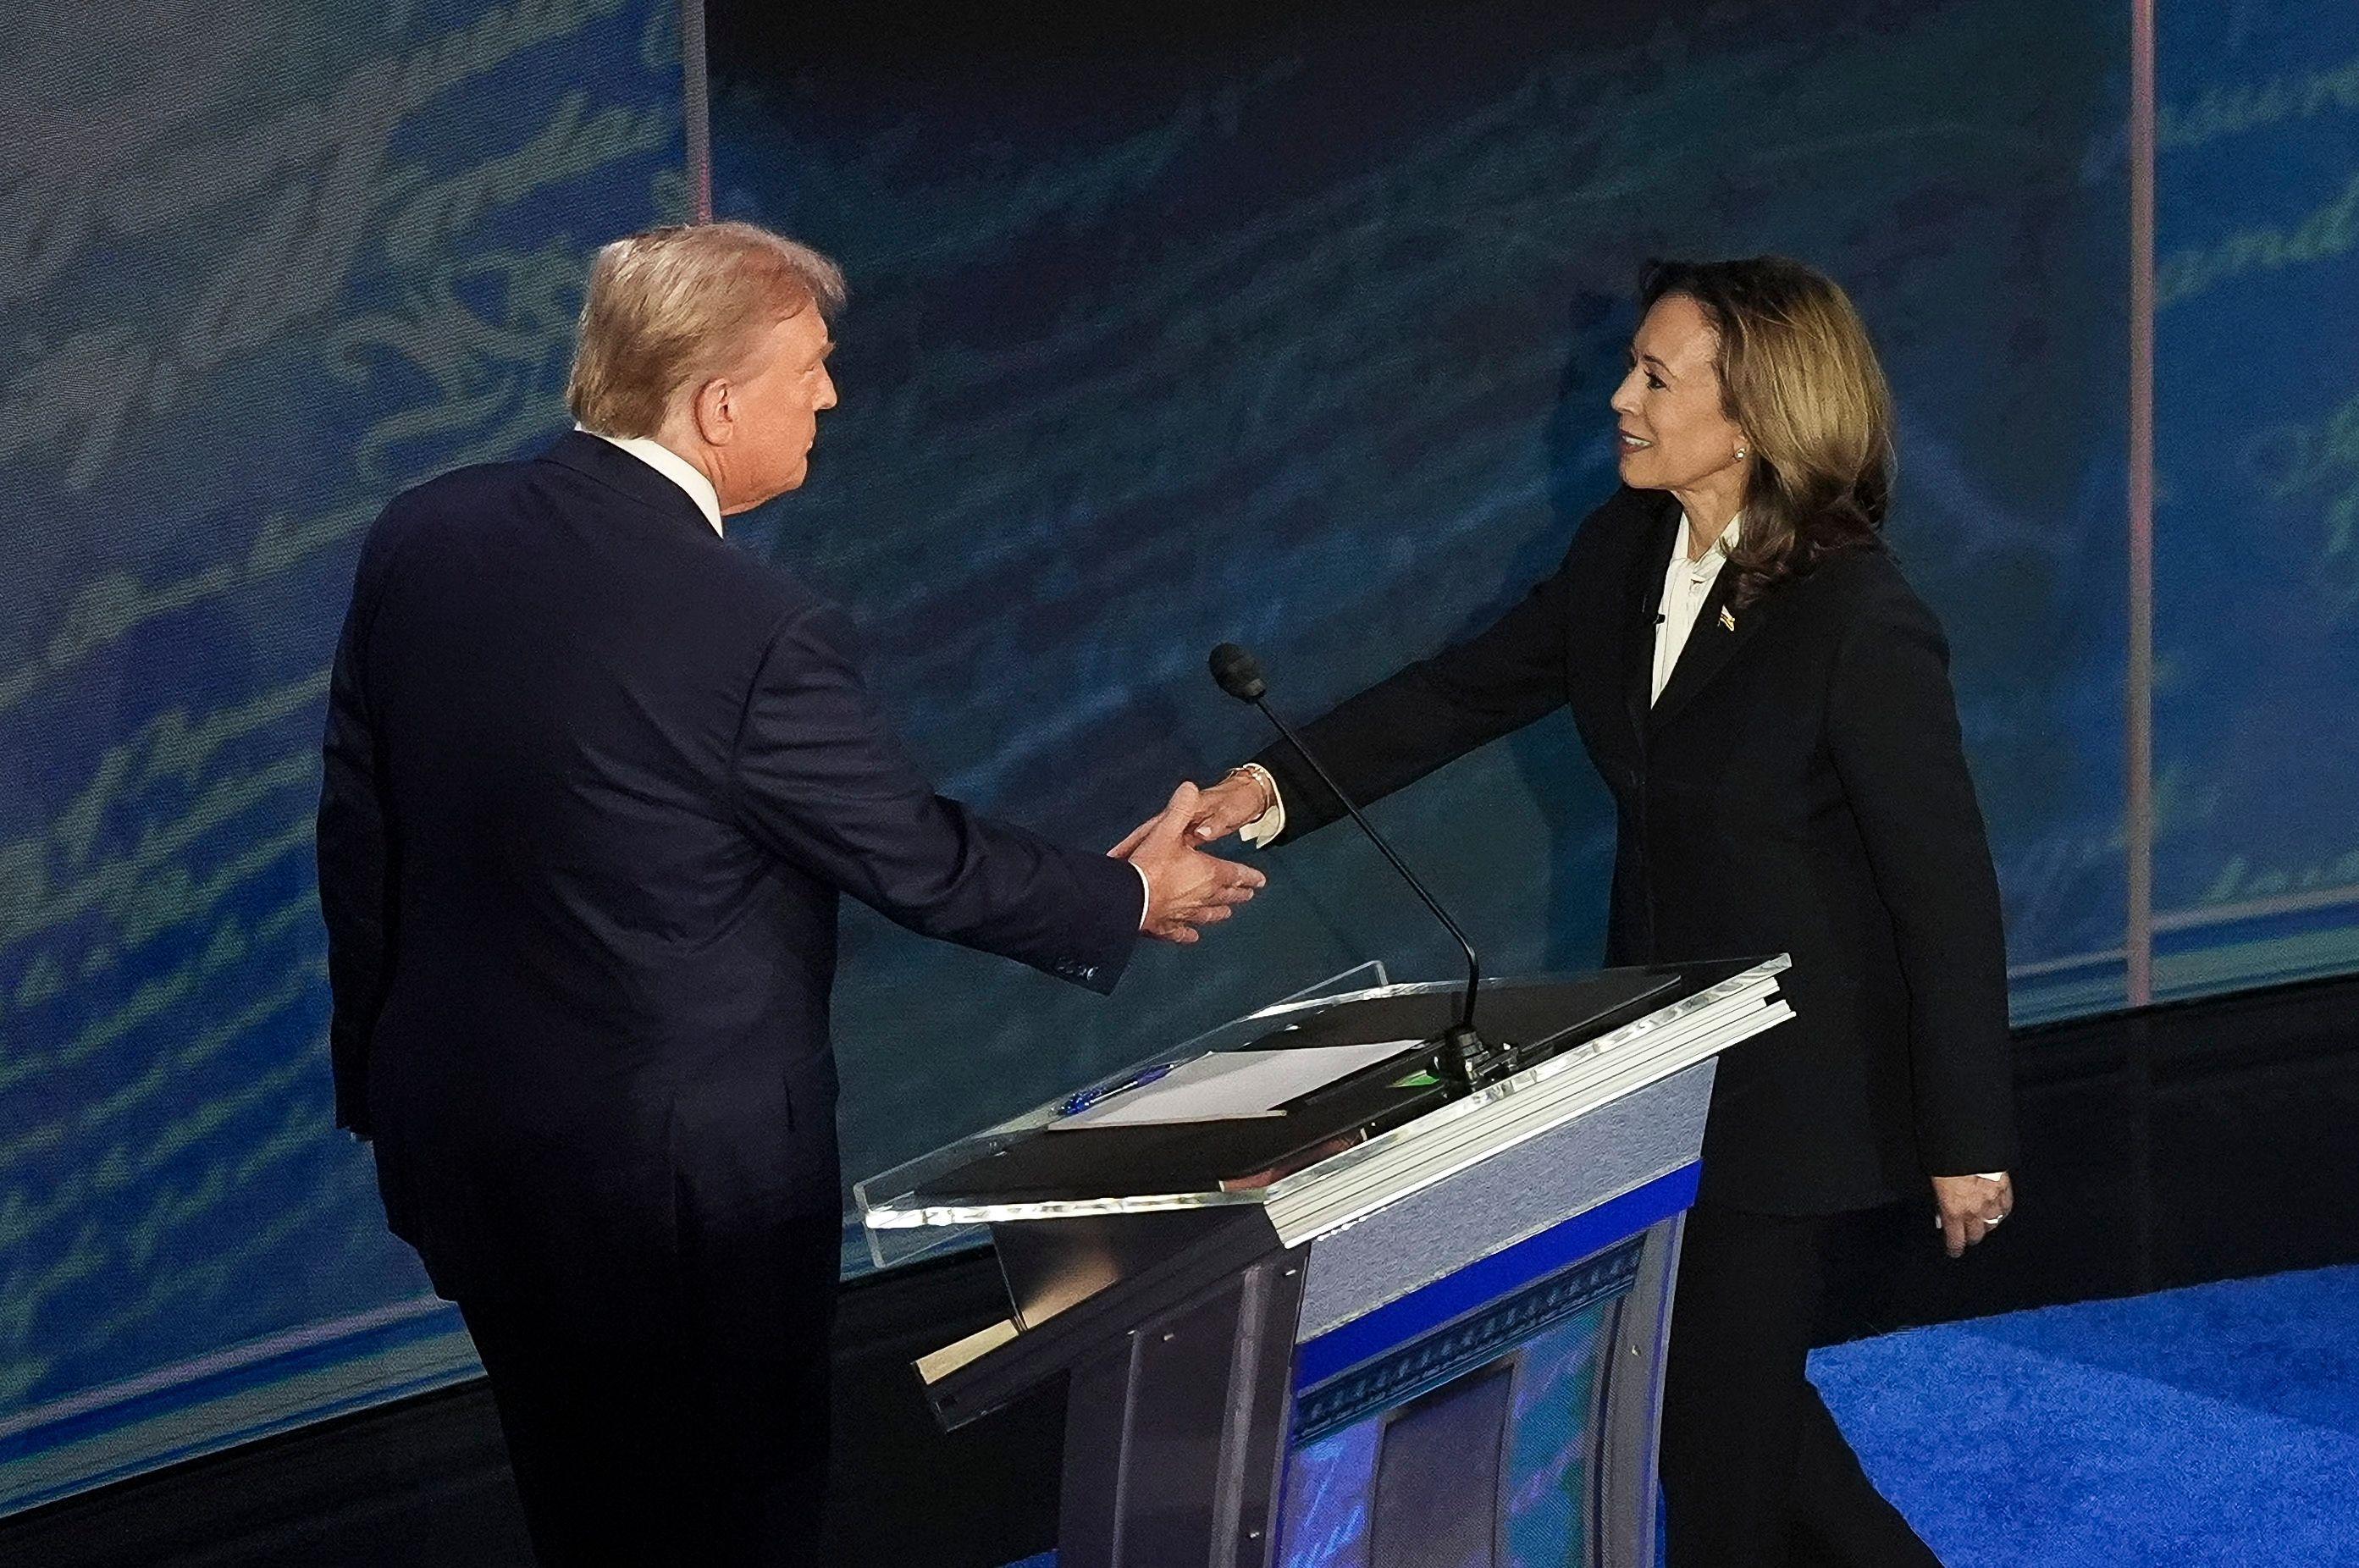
[1623,497,1682,742]
[1648,553,1775,732]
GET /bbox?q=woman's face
[1610,294,1749,498]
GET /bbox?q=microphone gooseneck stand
[1207,643,1512,1092]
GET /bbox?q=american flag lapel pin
[1718,606,1737,632]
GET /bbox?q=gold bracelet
[1221,764,1276,815]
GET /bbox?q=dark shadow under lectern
[857,960,1792,1568]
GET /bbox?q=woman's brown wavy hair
[1639,257,1895,607]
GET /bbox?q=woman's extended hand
[1931,1172,2014,1259]
[1114,770,1274,853]
[1186,770,1277,843]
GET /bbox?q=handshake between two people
[1108,772,1284,945]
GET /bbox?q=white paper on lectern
[1052,1040,1425,1129]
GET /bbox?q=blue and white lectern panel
[1273,1170,1695,1568]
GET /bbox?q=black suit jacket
[1255,486,2015,1214]
[316,432,1142,1311]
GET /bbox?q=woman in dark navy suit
[1182,257,2018,1565]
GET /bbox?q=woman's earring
[1735,446,1748,461]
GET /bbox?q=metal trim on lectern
[857,958,1793,1568]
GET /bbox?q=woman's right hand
[1185,769,1277,843]
[1111,770,1273,859]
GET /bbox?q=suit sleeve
[1825,571,2017,1175]
[315,532,399,1137]
[1251,551,1576,844]
[728,603,1143,993]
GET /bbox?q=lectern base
[1058,1248,1309,1568]
[1058,1173,1690,1568]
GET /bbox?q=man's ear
[690,377,734,445]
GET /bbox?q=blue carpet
[1812,1265,2359,1566]
[1003,1265,2359,1566]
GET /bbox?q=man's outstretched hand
[1113,782,1268,944]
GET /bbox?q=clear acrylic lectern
[855,958,1793,1568]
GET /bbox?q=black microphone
[1207,643,1507,1091]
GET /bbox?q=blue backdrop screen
[0,0,683,1509]
[2,0,2354,1519]
[2154,4,2359,991]
[710,0,2145,1204]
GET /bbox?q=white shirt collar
[1652,509,1744,705]
[575,424,725,538]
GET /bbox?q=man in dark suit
[316,221,1262,1566]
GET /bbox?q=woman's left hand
[1931,1172,2014,1259]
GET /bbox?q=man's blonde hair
[566,222,847,438]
